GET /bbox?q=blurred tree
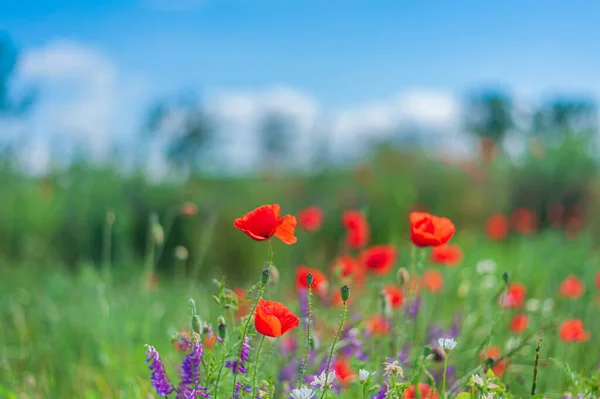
[532,98,597,139]
[259,111,295,170]
[144,96,214,173]
[465,89,514,161]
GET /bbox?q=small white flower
[486,380,499,390]
[476,259,497,275]
[310,370,336,390]
[290,387,315,399]
[438,337,457,351]
[482,392,495,399]
[469,374,484,387]
[383,361,404,378]
[525,298,541,312]
[358,369,373,383]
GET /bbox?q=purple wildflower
[299,289,309,319]
[226,337,251,375]
[232,382,252,399]
[177,343,210,398]
[372,383,388,399]
[145,345,175,396]
[407,297,420,319]
[340,327,368,361]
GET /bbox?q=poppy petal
[274,215,298,245]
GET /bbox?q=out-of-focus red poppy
[342,210,370,249]
[596,271,600,290]
[410,212,455,247]
[234,204,297,244]
[382,284,403,309]
[296,265,328,292]
[334,357,356,387]
[486,214,509,240]
[203,330,216,350]
[173,330,191,353]
[360,245,397,275]
[421,269,444,293]
[559,319,590,343]
[330,255,364,286]
[367,315,390,336]
[510,313,528,334]
[559,275,585,299]
[180,202,198,217]
[403,383,439,399]
[565,216,582,239]
[501,282,526,309]
[510,208,537,235]
[297,206,324,232]
[430,244,463,267]
[255,300,299,338]
[548,204,564,228]
[482,346,507,377]
[232,287,250,319]
[281,335,297,352]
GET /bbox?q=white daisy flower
[438,337,457,351]
[290,387,315,399]
[358,369,373,383]
[310,370,336,390]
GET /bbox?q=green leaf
[457,393,472,399]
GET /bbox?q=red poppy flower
[501,282,526,309]
[403,383,439,399]
[559,319,590,343]
[430,244,463,267]
[421,269,444,293]
[255,300,300,338]
[334,357,356,386]
[559,275,585,299]
[510,313,528,334]
[511,208,537,235]
[330,255,364,286]
[382,284,403,309]
[367,314,390,336]
[360,245,397,275]
[486,213,509,240]
[298,206,324,232]
[410,212,455,247]
[482,346,507,377]
[296,265,328,292]
[232,288,250,319]
[342,210,370,249]
[180,202,198,217]
[234,204,297,244]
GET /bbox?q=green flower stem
[442,352,449,398]
[298,285,313,388]
[320,302,348,399]
[251,334,266,398]
[213,341,227,398]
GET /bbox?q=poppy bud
[341,285,350,303]
[423,346,432,357]
[502,272,509,285]
[191,315,201,334]
[217,316,227,340]
[306,273,314,287]
[396,267,410,287]
[261,268,270,285]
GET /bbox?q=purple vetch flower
[427,323,444,345]
[407,297,421,319]
[177,343,210,398]
[398,344,411,366]
[232,382,252,399]
[145,345,175,396]
[372,383,388,399]
[226,337,252,375]
[279,359,297,382]
[340,327,368,361]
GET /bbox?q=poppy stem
[320,302,348,399]
[231,271,268,395]
[531,336,542,396]
[251,334,266,398]
[266,239,274,269]
[298,286,313,388]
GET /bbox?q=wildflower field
[1,158,600,399]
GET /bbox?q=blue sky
[2,0,600,173]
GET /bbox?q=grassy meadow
[1,145,600,399]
